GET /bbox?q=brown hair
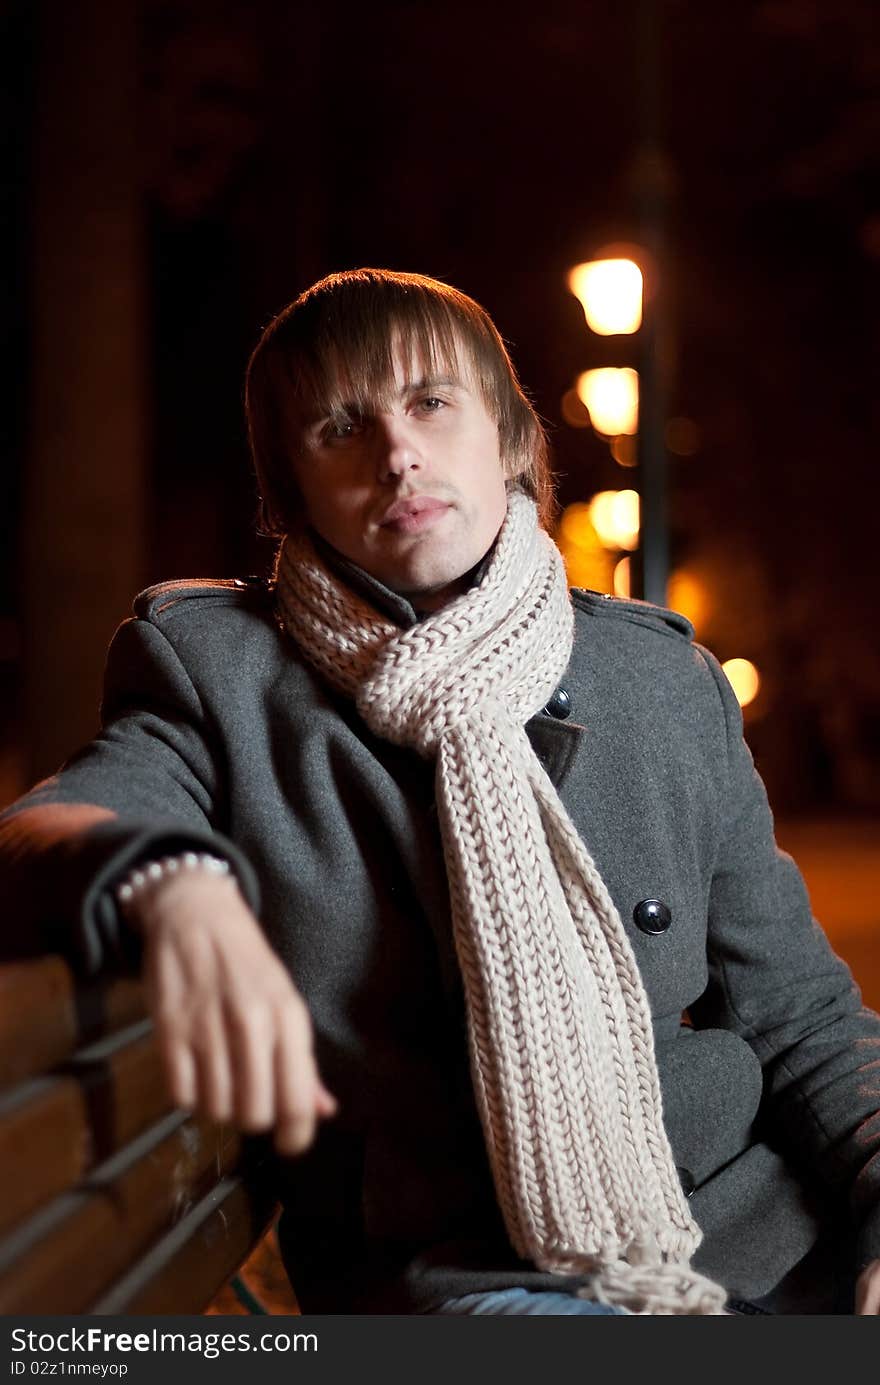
[244,268,555,534]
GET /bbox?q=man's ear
[500,444,519,482]
[502,449,527,486]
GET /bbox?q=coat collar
[308,528,492,629]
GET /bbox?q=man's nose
[373,415,422,482]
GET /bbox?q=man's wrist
[115,851,236,920]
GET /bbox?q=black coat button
[543,687,571,720]
[633,898,672,934]
[676,1166,696,1197]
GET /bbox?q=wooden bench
[0,953,278,1313]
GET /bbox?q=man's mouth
[378,497,451,534]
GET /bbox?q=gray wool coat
[3,569,880,1313]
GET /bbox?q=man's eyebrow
[304,376,466,425]
[400,375,465,394]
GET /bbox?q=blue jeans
[430,1288,630,1315]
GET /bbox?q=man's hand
[855,1258,880,1314]
[135,870,337,1155]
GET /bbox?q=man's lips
[378,497,451,534]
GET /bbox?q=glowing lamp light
[722,658,760,709]
[558,501,596,548]
[613,557,631,598]
[568,259,643,335]
[576,368,639,437]
[667,571,709,634]
[588,489,640,551]
[560,387,592,429]
[556,502,613,591]
[610,434,638,468]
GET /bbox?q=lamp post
[632,249,668,606]
[565,2,673,606]
[631,0,671,605]
[569,255,669,603]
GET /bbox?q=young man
[2,268,879,1315]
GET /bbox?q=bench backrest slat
[1,952,275,1314]
[91,1176,276,1315]
[0,956,147,1091]
[0,1113,241,1312]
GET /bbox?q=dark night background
[2,0,879,819]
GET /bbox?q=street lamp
[568,259,643,336]
[566,249,668,604]
[588,489,641,551]
[575,368,639,438]
[722,658,761,709]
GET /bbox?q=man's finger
[147,938,199,1108]
[315,1081,339,1118]
[855,1261,880,1314]
[273,1004,323,1154]
[161,1035,197,1109]
[191,1004,234,1123]
[227,1000,275,1130]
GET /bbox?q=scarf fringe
[580,1259,729,1315]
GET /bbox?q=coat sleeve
[0,614,260,975]
[687,644,880,1271]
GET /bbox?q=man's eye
[324,417,360,442]
[419,396,446,413]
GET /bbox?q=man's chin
[389,570,464,599]
[386,561,481,611]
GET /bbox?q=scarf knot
[359,679,520,759]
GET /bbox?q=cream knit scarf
[275,490,727,1315]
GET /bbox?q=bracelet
[115,852,233,912]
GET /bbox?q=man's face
[290,343,509,611]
